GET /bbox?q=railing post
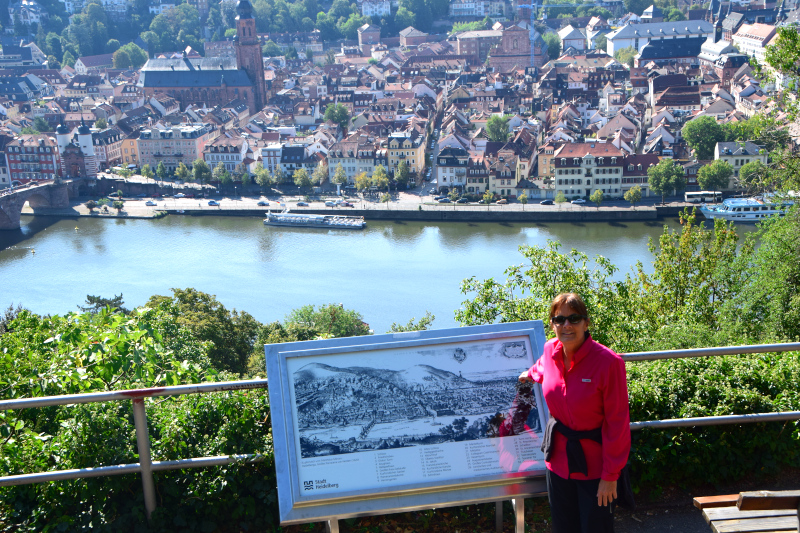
[132,398,157,520]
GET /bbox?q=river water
[0,214,755,333]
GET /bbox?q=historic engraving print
[291,337,541,459]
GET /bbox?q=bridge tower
[56,123,70,177]
[77,119,98,178]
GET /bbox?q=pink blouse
[527,334,630,481]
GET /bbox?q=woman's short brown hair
[549,293,589,321]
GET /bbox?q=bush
[628,352,800,493]
[0,308,278,531]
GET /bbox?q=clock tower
[235,0,267,112]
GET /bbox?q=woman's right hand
[518,370,531,382]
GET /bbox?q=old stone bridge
[0,180,79,230]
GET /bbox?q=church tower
[234,0,267,112]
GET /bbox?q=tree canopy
[486,115,511,143]
[647,158,686,203]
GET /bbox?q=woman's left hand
[597,479,617,507]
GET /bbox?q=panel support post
[326,518,339,533]
[496,500,504,532]
[132,398,157,520]
[511,497,525,533]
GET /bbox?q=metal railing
[1,343,800,522]
[0,379,269,519]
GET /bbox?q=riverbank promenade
[23,193,687,223]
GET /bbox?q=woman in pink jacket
[520,293,630,533]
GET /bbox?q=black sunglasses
[550,314,587,325]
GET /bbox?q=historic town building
[137,0,267,113]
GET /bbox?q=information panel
[266,322,549,525]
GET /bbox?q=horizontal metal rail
[0,454,266,487]
[631,411,800,431]
[0,378,268,411]
[2,343,800,520]
[622,342,800,361]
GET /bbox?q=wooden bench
[694,490,800,533]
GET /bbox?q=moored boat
[698,196,792,223]
[263,211,366,229]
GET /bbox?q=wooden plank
[738,491,800,511]
[705,507,798,522]
[696,495,741,509]
[712,515,798,533]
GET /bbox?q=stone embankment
[26,199,686,223]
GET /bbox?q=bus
[685,191,722,203]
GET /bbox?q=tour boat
[698,196,792,223]
[263,211,366,229]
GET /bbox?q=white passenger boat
[263,211,366,229]
[698,196,792,223]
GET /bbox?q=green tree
[262,40,282,57]
[273,166,285,184]
[94,117,107,130]
[737,160,768,194]
[388,311,435,332]
[78,294,128,314]
[485,115,510,143]
[141,164,153,179]
[112,200,124,211]
[593,33,607,52]
[543,33,561,60]
[192,159,211,184]
[590,189,604,208]
[285,303,370,338]
[355,171,371,191]
[555,191,567,207]
[333,163,348,187]
[614,46,637,67]
[682,116,725,160]
[324,103,350,132]
[624,185,642,209]
[482,189,494,206]
[697,160,733,191]
[106,38,120,53]
[175,162,190,182]
[394,6,415,29]
[648,158,687,203]
[519,192,528,210]
[33,117,50,132]
[84,199,97,211]
[156,161,168,181]
[395,160,410,188]
[213,162,228,183]
[254,162,273,192]
[147,288,260,374]
[664,7,685,21]
[372,165,389,190]
[312,163,328,185]
[46,55,61,70]
[293,167,312,188]
[240,169,251,187]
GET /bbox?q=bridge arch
[24,192,52,209]
[0,183,71,230]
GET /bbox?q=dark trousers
[547,469,615,533]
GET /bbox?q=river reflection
[0,214,757,333]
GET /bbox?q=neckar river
[0,214,755,333]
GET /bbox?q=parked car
[208,200,220,206]
[174,193,186,198]
[324,200,336,207]
[257,200,269,206]
[429,188,437,195]
[185,193,195,198]
[145,200,157,206]
[571,198,586,205]
[150,193,161,198]
[540,199,554,205]
[297,201,309,206]
[433,195,447,201]
[437,197,451,203]
[456,198,469,204]
[496,199,508,204]
[339,201,354,207]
